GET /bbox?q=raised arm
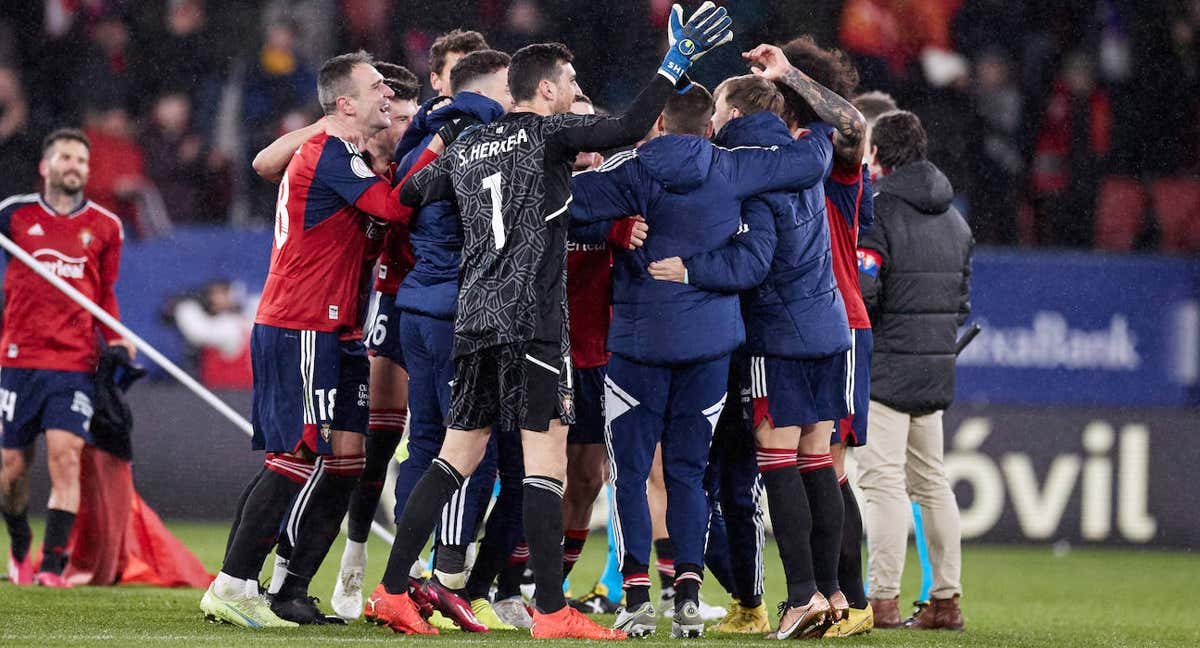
[725,121,833,198]
[252,118,327,183]
[744,43,866,165]
[551,2,733,152]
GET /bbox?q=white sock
[409,559,426,580]
[267,554,289,595]
[245,577,263,598]
[435,568,467,590]
[341,540,367,568]
[213,571,244,599]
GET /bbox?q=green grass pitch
[1,520,1197,647]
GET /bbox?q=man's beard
[50,173,84,197]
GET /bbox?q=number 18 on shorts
[250,324,369,455]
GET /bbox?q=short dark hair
[853,90,898,124]
[509,43,573,103]
[715,75,783,117]
[449,49,511,94]
[776,36,859,128]
[429,29,489,77]
[662,83,714,137]
[318,50,374,114]
[42,128,90,157]
[375,62,420,101]
[872,110,927,169]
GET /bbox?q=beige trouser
[855,400,962,600]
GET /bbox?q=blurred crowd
[0,0,1196,250]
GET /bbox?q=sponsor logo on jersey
[457,128,530,166]
[566,241,607,253]
[26,223,44,236]
[32,249,86,279]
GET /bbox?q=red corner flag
[64,446,212,588]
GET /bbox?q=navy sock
[800,457,843,596]
[674,563,703,608]
[839,479,867,609]
[39,509,76,575]
[622,559,651,608]
[3,509,32,563]
[758,448,816,605]
[654,538,675,591]
[347,433,401,543]
[224,456,311,580]
[278,457,363,600]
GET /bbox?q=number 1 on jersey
[482,172,505,249]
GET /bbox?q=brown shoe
[868,597,902,629]
[905,595,964,631]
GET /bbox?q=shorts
[251,324,370,455]
[446,340,573,433]
[0,368,94,449]
[567,365,606,445]
[834,328,872,446]
[364,291,406,368]
[749,351,850,429]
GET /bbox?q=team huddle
[194,2,906,640]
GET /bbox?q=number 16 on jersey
[482,171,505,250]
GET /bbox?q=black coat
[858,160,973,414]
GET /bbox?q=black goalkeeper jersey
[403,75,676,358]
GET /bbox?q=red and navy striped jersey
[825,161,873,329]
[0,193,124,371]
[256,133,398,334]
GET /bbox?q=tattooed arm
[743,43,866,164]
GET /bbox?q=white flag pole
[0,231,396,544]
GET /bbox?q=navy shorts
[567,365,606,445]
[749,351,850,428]
[834,328,872,447]
[251,324,370,455]
[0,368,94,449]
[364,291,406,368]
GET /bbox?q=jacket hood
[426,91,505,131]
[636,134,713,192]
[712,111,793,148]
[875,160,954,214]
[394,93,505,160]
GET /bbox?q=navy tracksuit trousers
[605,353,728,574]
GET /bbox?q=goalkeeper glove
[658,2,734,84]
[436,115,482,147]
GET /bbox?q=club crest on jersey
[320,423,332,442]
[328,305,339,320]
[560,394,574,418]
[350,155,375,179]
[80,229,94,247]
